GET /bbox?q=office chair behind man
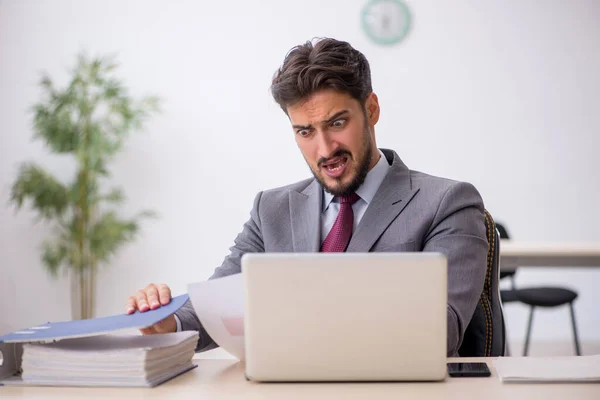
[458,210,505,357]
[496,223,581,356]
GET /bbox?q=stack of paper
[493,354,600,383]
[18,331,198,387]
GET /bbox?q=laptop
[241,252,448,382]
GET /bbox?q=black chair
[496,223,581,356]
[459,210,505,357]
[498,222,520,305]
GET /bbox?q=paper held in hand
[188,274,245,360]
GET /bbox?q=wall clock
[361,0,412,46]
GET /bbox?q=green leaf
[32,101,80,153]
[41,240,68,277]
[103,78,123,100]
[137,209,158,219]
[89,122,120,160]
[40,75,53,90]
[89,212,140,263]
[10,163,70,219]
[103,188,125,203]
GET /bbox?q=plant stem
[90,257,96,319]
[79,268,85,320]
[77,77,93,319]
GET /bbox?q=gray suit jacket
[176,148,488,356]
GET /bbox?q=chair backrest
[458,209,506,356]
[496,222,516,280]
[495,222,510,240]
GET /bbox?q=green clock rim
[361,0,412,46]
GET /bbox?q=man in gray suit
[126,38,488,357]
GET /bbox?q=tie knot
[339,193,360,205]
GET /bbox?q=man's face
[287,89,380,196]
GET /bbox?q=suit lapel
[290,179,322,252]
[346,149,420,252]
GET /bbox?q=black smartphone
[447,362,491,377]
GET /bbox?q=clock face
[361,0,411,45]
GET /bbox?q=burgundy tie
[321,193,361,252]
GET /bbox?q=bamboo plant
[10,54,160,319]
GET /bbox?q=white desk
[500,241,600,270]
[1,358,598,399]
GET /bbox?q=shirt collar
[322,149,390,211]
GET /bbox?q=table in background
[500,241,600,270]
[2,357,599,399]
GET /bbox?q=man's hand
[126,283,177,335]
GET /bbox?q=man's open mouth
[321,156,349,177]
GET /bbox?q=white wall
[1,0,599,348]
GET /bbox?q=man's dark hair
[270,38,372,113]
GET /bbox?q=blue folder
[0,294,195,387]
[0,294,189,343]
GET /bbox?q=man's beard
[308,127,373,197]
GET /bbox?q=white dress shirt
[175,150,390,332]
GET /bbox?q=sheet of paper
[187,274,245,360]
[493,354,600,383]
[22,331,199,353]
